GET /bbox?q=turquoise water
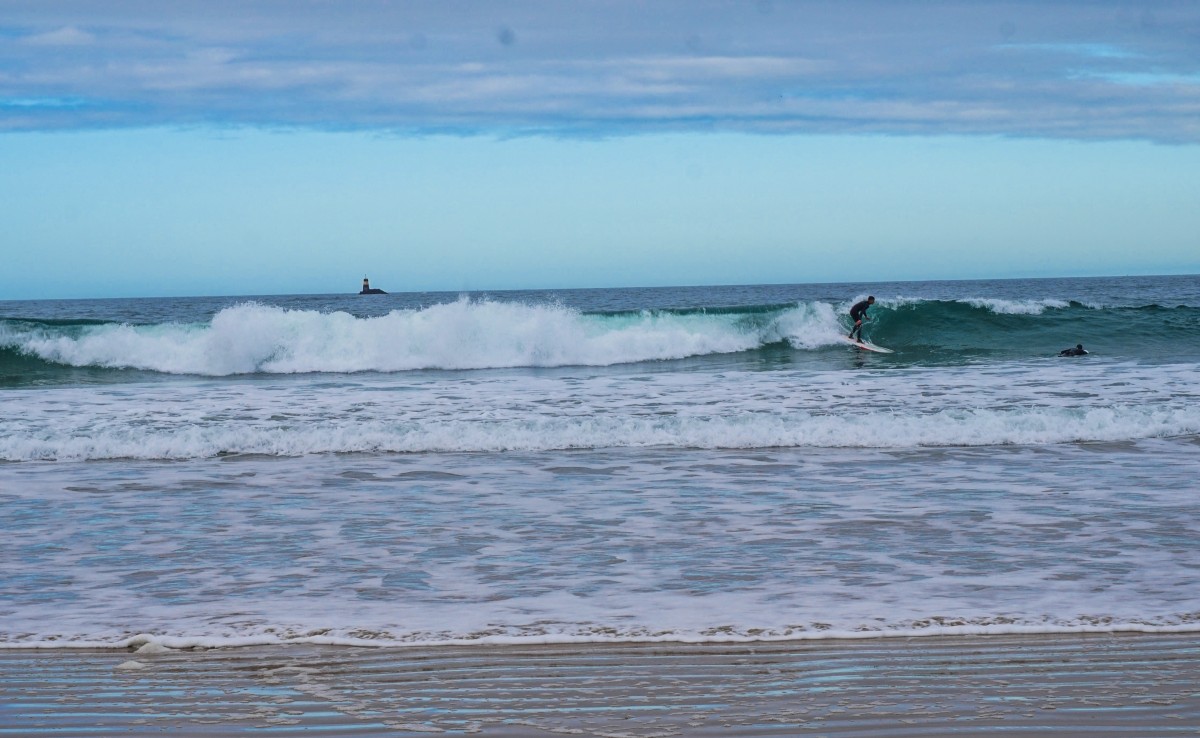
[4,275,1200,388]
[1,275,1198,648]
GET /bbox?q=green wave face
[868,300,1198,362]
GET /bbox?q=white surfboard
[845,337,894,353]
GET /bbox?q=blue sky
[2,1,1199,299]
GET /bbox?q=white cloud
[2,1,1199,141]
[21,26,95,47]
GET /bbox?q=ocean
[2,275,1199,650]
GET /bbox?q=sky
[2,0,1199,299]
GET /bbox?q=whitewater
[2,275,1199,651]
[0,296,868,377]
[3,361,1199,461]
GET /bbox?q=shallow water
[1,276,1198,648]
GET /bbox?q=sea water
[1,275,1198,648]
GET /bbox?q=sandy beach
[4,632,1198,736]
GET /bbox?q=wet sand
[3,633,1198,736]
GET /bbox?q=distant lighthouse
[359,277,387,295]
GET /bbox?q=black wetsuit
[1058,346,1088,356]
[848,300,872,341]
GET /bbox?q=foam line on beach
[6,620,1200,652]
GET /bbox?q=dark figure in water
[848,296,875,342]
[359,277,387,295]
[1059,343,1088,357]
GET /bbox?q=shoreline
[4,632,1198,736]
[6,618,1200,651]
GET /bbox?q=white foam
[134,641,171,654]
[8,300,833,375]
[2,360,1197,461]
[5,429,1199,650]
[776,300,847,348]
[963,297,1071,315]
[884,296,1072,314]
[6,620,1200,651]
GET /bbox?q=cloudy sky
[2,1,1199,299]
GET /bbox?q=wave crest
[1,299,852,375]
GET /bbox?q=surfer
[848,296,875,343]
[1058,343,1088,357]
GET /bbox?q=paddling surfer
[848,296,875,343]
[1058,343,1088,356]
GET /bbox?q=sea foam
[3,361,1198,461]
[5,299,847,375]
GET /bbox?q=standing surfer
[848,296,875,343]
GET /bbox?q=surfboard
[845,337,894,353]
